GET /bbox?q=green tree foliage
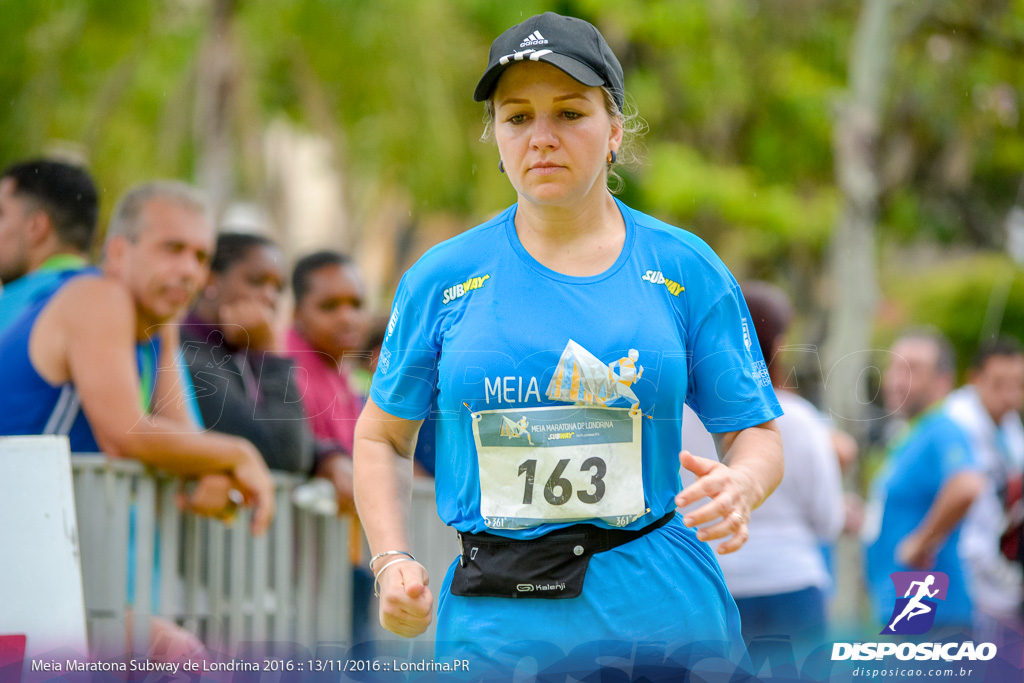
[880,0,1024,248]
[880,252,1024,378]
[1,0,1021,297]
[0,0,205,206]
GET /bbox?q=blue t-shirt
[371,199,782,539]
[863,408,981,626]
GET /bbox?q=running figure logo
[609,350,643,408]
[499,416,533,445]
[881,572,949,635]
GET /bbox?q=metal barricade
[71,456,351,654]
[69,455,458,654]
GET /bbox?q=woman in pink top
[285,250,370,513]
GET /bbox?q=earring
[498,160,505,174]
[607,150,617,165]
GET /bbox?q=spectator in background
[704,282,845,652]
[283,249,373,644]
[0,181,276,659]
[0,159,207,428]
[284,250,370,510]
[349,313,389,398]
[181,233,315,475]
[946,337,1024,643]
[0,180,274,531]
[863,330,985,632]
[0,159,98,335]
[831,428,860,476]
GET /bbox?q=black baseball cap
[474,12,624,111]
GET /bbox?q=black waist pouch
[450,511,675,599]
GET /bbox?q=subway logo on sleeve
[443,274,491,305]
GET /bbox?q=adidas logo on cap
[520,30,548,47]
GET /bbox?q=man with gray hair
[0,180,274,534]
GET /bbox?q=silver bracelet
[373,557,417,597]
[368,549,415,571]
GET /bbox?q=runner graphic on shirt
[546,340,643,411]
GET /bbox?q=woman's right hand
[377,560,433,637]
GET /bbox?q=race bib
[471,405,646,530]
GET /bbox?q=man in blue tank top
[0,158,205,427]
[0,181,274,534]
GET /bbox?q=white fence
[69,455,459,656]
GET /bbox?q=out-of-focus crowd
[683,284,1023,655]
[0,159,413,654]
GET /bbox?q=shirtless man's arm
[29,276,274,534]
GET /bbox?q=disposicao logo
[831,572,998,663]
[882,571,946,635]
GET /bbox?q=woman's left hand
[674,450,759,554]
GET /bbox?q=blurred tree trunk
[194,0,240,224]
[823,0,895,438]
